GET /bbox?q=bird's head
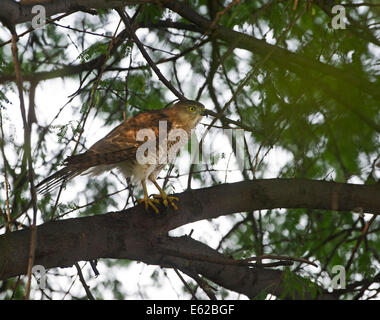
[170,100,206,128]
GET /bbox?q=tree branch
[1,178,379,298]
[0,0,147,26]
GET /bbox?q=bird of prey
[37,100,206,213]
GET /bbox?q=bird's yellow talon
[137,197,160,214]
[170,200,179,211]
[152,194,179,210]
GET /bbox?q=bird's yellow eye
[188,106,196,112]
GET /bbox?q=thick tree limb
[0,0,147,26]
[1,178,379,298]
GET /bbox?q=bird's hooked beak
[201,107,208,117]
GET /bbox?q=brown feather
[36,100,205,193]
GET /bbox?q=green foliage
[280,268,322,300]
[78,42,109,63]
[136,4,165,24]
[54,120,81,143]
[0,91,10,106]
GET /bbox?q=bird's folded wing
[64,147,138,167]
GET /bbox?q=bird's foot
[152,193,179,211]
[137,197,161,214]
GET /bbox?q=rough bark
[0,0,147,25]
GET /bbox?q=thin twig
[74,262,95,300]
[0,11,76,48]
[182,269,218,300]
[173,269,198,300]
[0,109,11,231]
[116,8,186,101]
[10,28,38,300]
[342,2,380,7]
[156,246,294,268]
[346,214,377,271]
[242,254,318,268]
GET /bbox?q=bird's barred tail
[36,148,136,194]
[36,166,84,194]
